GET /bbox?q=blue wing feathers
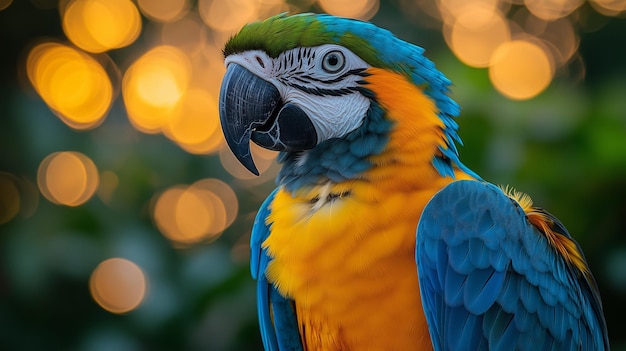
[250,188,303,351]
[416,180,608,351]
[496,275,519,313]
[448,308,482,350]
[250,189,278,280]
[269,287,302,351]
[488,245,509,272]
[511,304,533,333]
[483,307,513,351]
[464,269,505,315]
[257,276,277,350]
[518,278,541,314]
[443,267,465,307]
[436,240,449,289]
[468,238,491,269]
[448,242,475,275]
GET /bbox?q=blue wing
[250,188,303,351]
[416,180,609,351]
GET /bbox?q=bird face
[219,44,371,175]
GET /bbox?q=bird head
[219,13,473,190]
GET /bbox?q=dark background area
[1,0,625,350]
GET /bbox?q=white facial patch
[281,88,370,141]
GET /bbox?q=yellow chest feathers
[262,182,444,349]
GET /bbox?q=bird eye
[321,50,345,73]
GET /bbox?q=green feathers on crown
[223,13,386,68]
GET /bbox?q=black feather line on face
[286,82,356,97]
[304,68,368,84]
[278,71,370,97]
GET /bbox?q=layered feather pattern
[416,180,608,350]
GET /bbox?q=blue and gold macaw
[218,13,609,350]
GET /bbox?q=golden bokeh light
[537,19,578,68]
[0,172,20,224]
[589,0,626,16]
[176,188,226,241]
[163,88,224,154]
[199,0,260,33]
[446,7,510,68]
[438,0,502,24]
[198,0,288,34]
[407,0,626,100]
[153,180,236,246]
[511,11,579,69]
[37,151,100,206]
[152,186,186,243]
[63,0,141,53]
[90,258,147,314]
[489,39,554,100]
[26,42,112,130]
[191,41,228,98]
[524,0,584,21]
[190,178,238,228]
[137,0,189,23]
[174,189,212,242]
[219,143,278,181]
[122,46,192,133]
[0,0,12,11]
[317,0,380,20]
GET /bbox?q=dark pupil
[327,54,339,66]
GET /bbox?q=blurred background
[0,0,625,350]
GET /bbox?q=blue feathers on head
[260,14,480,187]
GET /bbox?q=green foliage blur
[1,1,625,350]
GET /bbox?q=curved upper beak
[219,64,281,175]
[219,63,318,175]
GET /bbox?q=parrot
[218,13,609,351]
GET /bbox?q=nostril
[255,56,265,68]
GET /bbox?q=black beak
[219,63,317,175]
